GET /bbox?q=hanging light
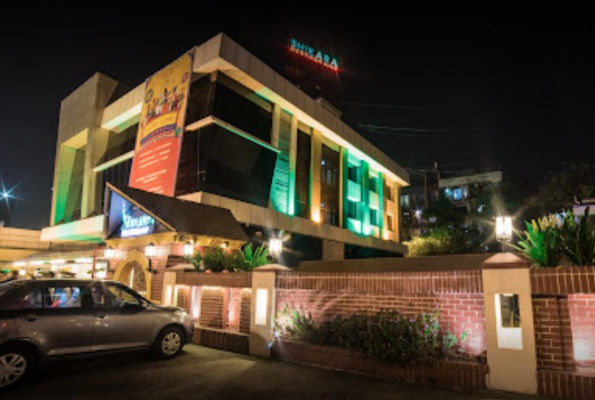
[184,241,194,257]
[145,242,157,257]
[104,246,115,259]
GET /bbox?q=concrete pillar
[162,271,177,306]
[322,239,344,260]
[482,253,537,394]
[249,264,290,358]
[271,104,281,148]
[287,115,298,216]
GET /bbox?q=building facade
[39,34,409,275]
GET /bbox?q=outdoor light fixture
[145,242,157,257]
[184,241,194,257]
[220,241,229,250]
[18,269,26,277]
[104,246,115,259]
[96,269,107,279]
[50,259,65,265]
[13,261,26,267]
[269,238,282,258]
[496,216,513,242]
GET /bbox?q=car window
[0,282,16,299]
[21,286,84,309]
[92,284,142,308]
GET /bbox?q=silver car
[0,279,194,390]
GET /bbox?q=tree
[530,163,595,215]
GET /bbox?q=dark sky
[1,10,594,229]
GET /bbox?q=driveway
[10,345,545,400]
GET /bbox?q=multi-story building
[23,34,409,300]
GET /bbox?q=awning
[105,183,248,248]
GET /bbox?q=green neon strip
[377,172,384,232]
[361,160,371,237]
[93,151,134,172]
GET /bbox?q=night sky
[1,10,594,229]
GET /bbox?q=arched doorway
[113,250,152,300]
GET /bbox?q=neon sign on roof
[290,38,339,72]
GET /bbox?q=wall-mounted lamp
[104,246,115,260]
[220,241,229,250]
[145,242,157,274]
[184,241,194,257]
[18,269,27,278]
[96,269,107,279]
[269,238,282,259]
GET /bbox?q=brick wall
[568,294,595,367]
[200,287,225,329]
[531,267,595,295]
[275,271,486,357]
[240,288,251,334]
[228,288,241,331]
[533,296,575,370]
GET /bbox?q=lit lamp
[269,238,282,259]
[18,269,27,278]
[184,241,194,257]
[104,246,115,260]
[496,216,513,251]
[145,243,157,273]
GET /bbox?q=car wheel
[0,345,34,391]
[153,327,184,359]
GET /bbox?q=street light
[496,216,513,252]
[104,246,115,260]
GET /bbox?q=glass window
[385,184,394,200]
[370,209,378,226]
[93,284,142,309]
[20,289,47,309]
[347,200,358,219]
[387,214,394,231]
[321,144,339,226]
[0,282,15,299]
[21,286,83,309]
[347,164,359,182]
[369,175,378,193]
[400,195,410,208]
[294,128,311,219]
[453,187,463,201]
[500,294,521,328]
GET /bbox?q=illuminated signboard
[290,38,339,72]
[107,191,166,239]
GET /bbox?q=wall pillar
[249,265,290,358]
[162,271,177,306]
[310,130,322,223]
[482,253,537,394]
[287,115,298,216]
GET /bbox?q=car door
[14,283,94,356]
[90,282,155,352]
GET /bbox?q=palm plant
[560,208,595,266]
[511,216,563,267]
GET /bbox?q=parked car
[0,279,194,390]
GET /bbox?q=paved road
[9,345,544,400]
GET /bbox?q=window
[21,286,84,309]
[321,144,339,226]
[387,214,394,231]
[500,294,521,328]
[400,195,410,208]
[369,175,378,193]
[385,184,394,201]
[370,209,378,226]
[453,187,463,201]
[92,284,143,309]
[347,164,359,182]
[347,200,358,219]
[294,128,311,218]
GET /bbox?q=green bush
[275,307,466,366]
[560,208,595,266]
[405,226,483,257]
[187,243,271,272]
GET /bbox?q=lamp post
[269,238,282,260]
[496,215,513,252]
[145,242,157,273]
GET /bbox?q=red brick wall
[200,287,225,329]
[240,288,252,334]
[228,288,241,331]
[275,271,486,357]
[538,370,595,400]
[531,267,595,295]
[533,296,575,370]
[568,294,595,367]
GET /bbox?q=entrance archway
[113,250,152,300]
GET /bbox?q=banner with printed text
[128,50,194,196]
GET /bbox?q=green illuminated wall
[270,110,292,214]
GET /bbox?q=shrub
[276,307,466,366]
[187,243,271,272]
[560,208,595,266]
[512,215,563,267]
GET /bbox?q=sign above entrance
[106,190,167,240]
[289,38,339,72]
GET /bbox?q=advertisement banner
[128,51,194,196]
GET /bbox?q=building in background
[401,169,502,239]
[11,34,410,301]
